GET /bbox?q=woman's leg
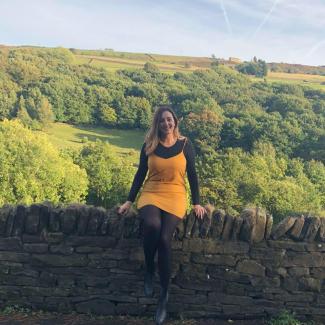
[139,205,162,275]
[157,211,180,295]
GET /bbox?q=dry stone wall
[0,203,324,322]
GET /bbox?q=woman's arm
[184,139,199,205]
[184,139,206,218]
[118,143,148,215]
[127,143,148,202]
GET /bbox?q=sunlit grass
[74,54,205,73]
[249,71,325,91]
[45,122,145,163]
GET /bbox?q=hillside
[0,45,324,220]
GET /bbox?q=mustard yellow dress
[137,145,187,218]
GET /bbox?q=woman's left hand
[193,204,207,219]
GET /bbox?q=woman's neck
[160,134,177,147]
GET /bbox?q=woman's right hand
[117,201,132,215]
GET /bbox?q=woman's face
[159,111,176,137]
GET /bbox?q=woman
[118,105,205,325]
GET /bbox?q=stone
[210,209,225,239]
[49,244,74,255]
[268,240,306,251]
[221,214,234,240]
[87,207,105,235]
[75,299,115,315]
[271,216,296,240]
[25,204,41,234]
[75,246,103,253]
[175,219,185,240]
[236,260,265,277]
[12,205,27,236]
[282,277,299,292]
[250,276,280,288]
[38,203,51,231]
[0,205,12,235]
[23,243,48,253]
[299,277,321,292]
[208,293,254,305]
[5,206,16,237]
[318,218,325,242]
[305,217,321,242]
[0,252,30,263]
[122,214,141,239]
[283,252,324,267]
[239,207,267,243]
[100,214,110,235]
[0,237,23,251]
[265,213,273,240]
[253,207,267,243]
[77,206,90,235]
[289,216,305,240]
[31,254,87,267]
[183,211,196,238]
[44,232,64,244]
[60,208,77,234]
[65,236,116,247]
[182,238,205,253]
[115,303,146,316]
[231,216,243,240]
[191,253,236,266]
[288,267,309,277]
[40,271,57,287]
[107,210,125,239]
[299,216,313,241]
[48,209,61,232]
[199,206,213,238]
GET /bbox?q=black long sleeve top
[127,138,200,205]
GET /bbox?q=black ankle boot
[144,272,154,297]
[155,291,168,325]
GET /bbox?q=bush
[0,120,88,205]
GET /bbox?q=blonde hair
[144,105,183,155]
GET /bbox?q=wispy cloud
[219,0,233,35]
[304,39,325,61]
[251,0,281,39]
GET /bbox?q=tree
[117,96,152,129]
[38,97,54,128]
[0,119,88,205]
[144,62,160,74]
[75,141,135,208]
[16,96,32,127]
[181,110,223,154]
[98,105,117,126]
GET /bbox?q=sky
[0,0,324,66]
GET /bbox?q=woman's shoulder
[178,136,193,146]
[178,136,187,143]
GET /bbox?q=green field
[45,122,144,161]
[74,51,325,90]
[266,71,325,90]
[75,54,201,74]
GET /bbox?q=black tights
[140,205,180,294]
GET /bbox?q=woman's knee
[158,233,172,250]
[140,205,161,235]
[143,218,160,234]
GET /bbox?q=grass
[74,52,325,90]
[249,72,325,91]
[75,55,200,74]
[44,122,144,163]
